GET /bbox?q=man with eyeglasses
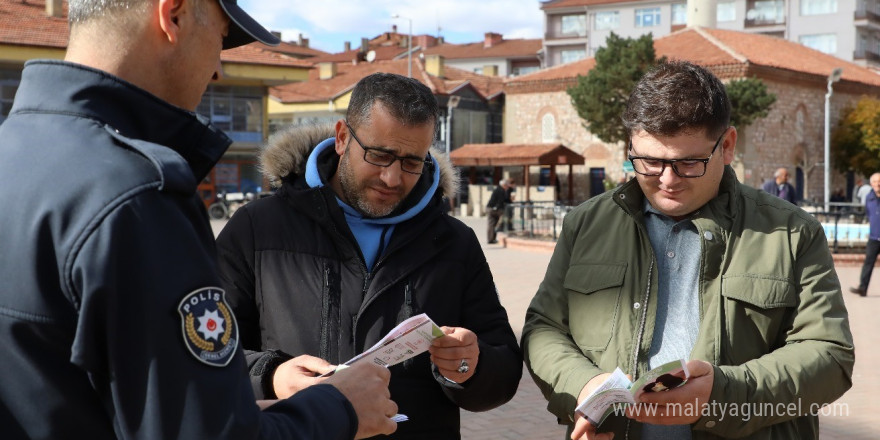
[216,72,521,439]
[523,61,853,440]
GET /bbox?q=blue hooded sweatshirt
[304,137,440,270]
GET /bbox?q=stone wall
[505,79,865,205]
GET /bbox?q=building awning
[449,143,585,167]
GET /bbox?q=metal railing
[500,201,577,241]
[499,200,870,253]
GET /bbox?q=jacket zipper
[403,281,413,319]
[402,281,415,369]
[352,268,372,347]
[320,264,331,360]
[626,257,655,440]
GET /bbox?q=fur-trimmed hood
[260,123,459,198]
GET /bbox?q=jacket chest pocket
[564,263,626,352]
[720,275,797,362]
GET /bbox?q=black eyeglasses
[628,129,728,178]
[344,121,431,175]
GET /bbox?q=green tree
[567,32,662,145]
[832,96,880,177]
[726,77,776,128]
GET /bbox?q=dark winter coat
[0,61,357,439]
[217,124,522,439]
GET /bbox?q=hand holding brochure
[343,313,445,368]
[322,313,445,376]
[575,359,690,427]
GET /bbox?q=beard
[337,149,404,218]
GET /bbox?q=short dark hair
[346,73,439,134]
[622,60,730,139]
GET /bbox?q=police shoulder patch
[178,287,239,367]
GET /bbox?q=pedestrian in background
[761,167,797,204]
[523,60,853,440]
[216,73,522,439]
[0,0,395,438]
[855,177,873,205]
[850,172,880,297]
[487,178,515,244]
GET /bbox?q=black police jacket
[0,60,356,439]
[216,125,523,439]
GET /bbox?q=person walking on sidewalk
[850,172,880,297]
[0,0,396,438]
[522,61,853,440]
[761,167,797,204]
[487,178,515,244]
[216,73,522,439]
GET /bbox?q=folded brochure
[575,359,690,427]
[322,313,444,423]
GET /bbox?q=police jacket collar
[13,60,230,182]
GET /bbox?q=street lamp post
[391,14,412,78]
[824,67,843,212]
[445,96,461,156]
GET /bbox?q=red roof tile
[0,0,69,48]
[696,28,880,86]
[423,39,542,60]
[450,143,585,166]
[265,41,329,58]
[270,58,504,104]
[0,1,311,68]
[221,43,314,67]
[508,27,880,89]
[308,45,409,64]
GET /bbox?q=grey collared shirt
[641,200,701,440]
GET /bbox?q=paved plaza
[211,215,879,440]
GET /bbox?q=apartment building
[542,0,878,69]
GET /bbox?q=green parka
[522,167,854,439]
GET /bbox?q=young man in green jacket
[522,61,854,440]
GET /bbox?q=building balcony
[854,47,880,63]
[855,7,880,24]
[744,17,785,28]
[544,31,588,41]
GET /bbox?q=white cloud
[239,0,544,51]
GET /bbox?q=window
[561,14,587,36]
[560,48,587,64]
[473,67,483,74]
[635,7,661,27]
[197,85,264,143]
[0,69,21,126]
[799,33,837,54]
[801,0,837,15]
[542,113,557,143]
[717,1,736,21]
[747,0,784,23]
[512,66,540,76]
[672,3,687,25]
[595,11,620,30]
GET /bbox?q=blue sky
[238,0,546,53]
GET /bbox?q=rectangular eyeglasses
[627,129,728,178]
[345,121,431,175]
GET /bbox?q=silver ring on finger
[457,359,469,374]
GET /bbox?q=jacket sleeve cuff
[693,365,750,435]
[250,349,292,400]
